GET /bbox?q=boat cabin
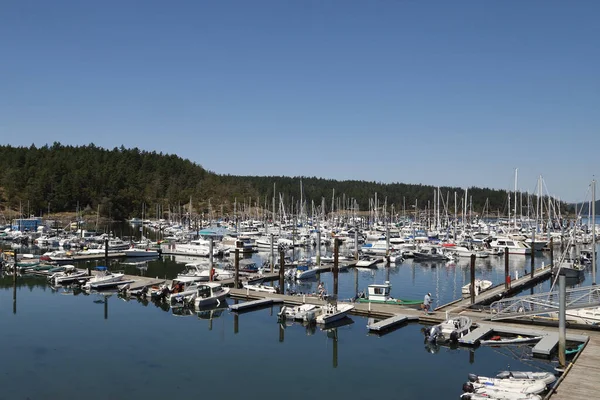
[367,281,392,302]
[196,283,222,299]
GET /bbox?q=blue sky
[1,1,598,203]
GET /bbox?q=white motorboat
[461,279,493,295]
[355,256,382,268]
[425,315,472,343]
[452,246,490,258]
[243,282,278,294]
[494,371,557,386]
[467,375,547,394]
[164,277,203,306]
[82,267,124,290]
[489,237,531,255]
[303,302,354,325]
[49,265,88,285]
[123,247,160,258]
[193,282,230,308]
[295,264,320,280]
[278,304,321,321]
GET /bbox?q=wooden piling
[279,250,285,295]
[530,230,535,278]
[333,238,339,298]
[504,247,510,289]
[470,254,476,304]
[234,249,240,289]
[104,238,109,268]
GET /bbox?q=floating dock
[228,298,283,312]
[367,314,418,332]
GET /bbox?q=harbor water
[1,273,559,400]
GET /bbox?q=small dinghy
[494,371,557,386]
[479,335,543,346]
[461,392,541,400]
[467,375,547,394]
[462,382,543,399]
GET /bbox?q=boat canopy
[96,266,108,271]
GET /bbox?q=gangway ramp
[489,285,600,321]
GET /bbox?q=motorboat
[278,304,322,321]
[123,247,160,258]
[355,281,422,306]
[452,246,490,258]
[461,279,493,296]
[412,245,449,261]
[243,282,278,294]
[424,315,472,343]
[494,371,556,386]
[193,282,230,308]
[82,266,125,290]
[49,265,89,286]
[314,303,354,324]
[161,277,203,306]
[355,256,382,268]
[467,375,547,394]
[489,237,531,255]
[295,264,320,280]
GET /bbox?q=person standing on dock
[423,292,432,313]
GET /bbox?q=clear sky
[1,1,598,203]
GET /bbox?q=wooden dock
[437,264,552,312]
[547,331,600,400]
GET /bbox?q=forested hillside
[0,143,557,220]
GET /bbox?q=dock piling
[279,250,285,295]
[270,233,274,273]
[333,238,339,298]
[559,275,566,368]
[104,238,108,268]
[504,247,510,289]
[209,239,214,281]
[234,249,240,289]
[550,237,554,269]
[470,254,476,304]
[530,230,535,279]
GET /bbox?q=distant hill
[0,143,567,220]
[570,199,600,215]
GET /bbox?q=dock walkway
[438,265,552,312]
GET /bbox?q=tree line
[0,143,566,220]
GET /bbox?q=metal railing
[489,285,600,320]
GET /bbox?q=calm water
[0,274,560,400]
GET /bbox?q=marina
[1,213,600,400]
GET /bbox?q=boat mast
[514,168,518,229]
[593,178,596,285]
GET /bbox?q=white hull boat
[194,283,230,308]
[461,279,493,295]
[461,393,541,400]
[82,267,124,290]
[278,304,321,321]
[462,382,543,399]
[243,282,278,294]
[305,303,353,325]
[467,376,546,394]
[123,248,160,258]
[494,371,556,386]
[425,315,472,343]
[479,335,543,346]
